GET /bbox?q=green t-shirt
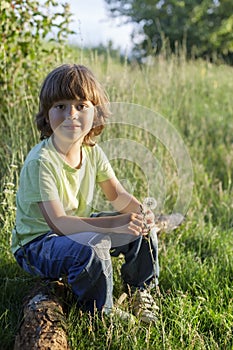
[11,137,115,253]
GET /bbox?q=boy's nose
[66,105,78,119]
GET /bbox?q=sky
[68,0,134,52]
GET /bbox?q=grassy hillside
[0,47,232,349]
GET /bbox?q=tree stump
[14,280,70,350]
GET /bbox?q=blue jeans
[14,215,159,314]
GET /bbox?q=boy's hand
[115,211,157,237]
[114,213,144,236]
[128,213,145,236]
[141,209,155,235]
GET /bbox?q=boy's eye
[55,104,65,110]
[52,102,90,111]
[76,104,89,111]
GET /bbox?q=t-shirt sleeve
[20,159,60,203]
[95,145,115,183]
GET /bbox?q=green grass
[0,46,232,349]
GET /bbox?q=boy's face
[48,99,95,144]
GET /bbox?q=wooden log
[14,280,70,350]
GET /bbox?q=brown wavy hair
[35,64,110,146]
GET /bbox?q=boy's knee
[88,235,111,262]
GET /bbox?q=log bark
[14,280,69,350]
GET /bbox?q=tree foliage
[0,0,74,107]
[104,0,233,62]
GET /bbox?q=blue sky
[68,0,134,52]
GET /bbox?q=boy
[12,64,159,322]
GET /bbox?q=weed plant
[0,46,232,349]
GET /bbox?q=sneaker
[110,307,136,325]
[132,289,159,323]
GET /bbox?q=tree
[104,0,233,63]
[0,0,74,106]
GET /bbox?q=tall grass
[0,47,232,349]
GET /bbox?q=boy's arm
[38,200,144,236]
[99,177,142,214]
[99,177,155,232]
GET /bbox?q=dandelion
[140,197,157,236]
[143,197,157,211]
[140,197,158,287]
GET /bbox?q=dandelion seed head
[143,197,157,210]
